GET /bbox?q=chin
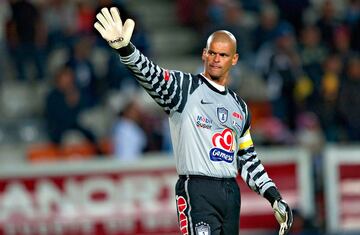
[209,74,221,81]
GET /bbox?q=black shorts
[175,175,241,235]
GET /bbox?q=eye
[208,51,216,56]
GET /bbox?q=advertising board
[0,149,313,235]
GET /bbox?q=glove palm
[94,7,135,49]
[273,199,293,235]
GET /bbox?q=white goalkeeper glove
[94,7,135,49]
[273,199,293,235]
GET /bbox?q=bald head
[202,30,239,85]
[206,30,237,54]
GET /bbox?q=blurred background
[0,0,359,234]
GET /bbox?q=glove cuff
[116,43,135,57]
[264,186,282,205]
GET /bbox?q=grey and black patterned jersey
[119,44,276,196]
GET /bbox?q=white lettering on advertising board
[0,173,178,234]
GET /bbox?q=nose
[214,54,221,62]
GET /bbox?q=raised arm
[94,7,200,115]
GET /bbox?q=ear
[232,53,239,66]
[202,48,207,61]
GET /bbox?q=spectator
[112,97,147,161]
[344,0,360,29]
[255,22,302,130]
[252,4,280,51]
[350,17,360,51]
[42,0,77,50]
[274,0,310,35]
[176,0,211,32]
[66,36,99,108]
[0,0,10,79]
[314,54,343,141]
[296,113,324,157]
[176,0,196,26]
[7,0,47,81]
[316,0,341,48]
[76,1,96,35]
[332,25,353,66]
[298,24,328,109]
[338,56,360,141]
[344,0,360,51]
[142,110,166,153]
[44,66,101,152]
[296,112,325,197]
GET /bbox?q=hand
[94,7,135,49]
[272,199,293,235]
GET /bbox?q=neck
[201,73,226,91]
[202,72,228,86]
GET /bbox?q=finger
[281,223,289,235]
[94,22,106,38]
[101,7,114,25]
[123,19,135,41]
[279,224,286,235]
[96,12,110,29]
[110,7,122,26]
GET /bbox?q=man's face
[202,41,238,82]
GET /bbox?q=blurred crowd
[179,0,359,145]
[0,0,359,158]
[0,0,158,160]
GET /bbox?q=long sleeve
[236,102,277,197]
[117,43,201,115]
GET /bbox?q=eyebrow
[207,50,230,57]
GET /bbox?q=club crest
[195,222,211,235]
[217,107,228,124]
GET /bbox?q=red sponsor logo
[164,70,170,81]
[176,196,188,235]
[212,128,233,151]
[232,112,243,120]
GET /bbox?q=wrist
[264,186,282,205]
[116,42,135,57]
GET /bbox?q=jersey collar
[199,74,227,95]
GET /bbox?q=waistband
[179,174,235,181]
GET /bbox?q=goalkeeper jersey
[118,44,276,196]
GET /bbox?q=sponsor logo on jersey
[200,99,213,104]
[176,196,189,235]
[209,128,234,163]
[196,115,212,129]
[195,222,210,235]
[217,107,228,124]
[232,111,243,120]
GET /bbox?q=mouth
[210,64,222,69]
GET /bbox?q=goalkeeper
[94,7,293,235]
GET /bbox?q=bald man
[94,8,293,235]
[202,30,238,85]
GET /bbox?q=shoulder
[177,73,203,94]
[169,71,202,88]
[228,89,248,113]
[171,70,199,80]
